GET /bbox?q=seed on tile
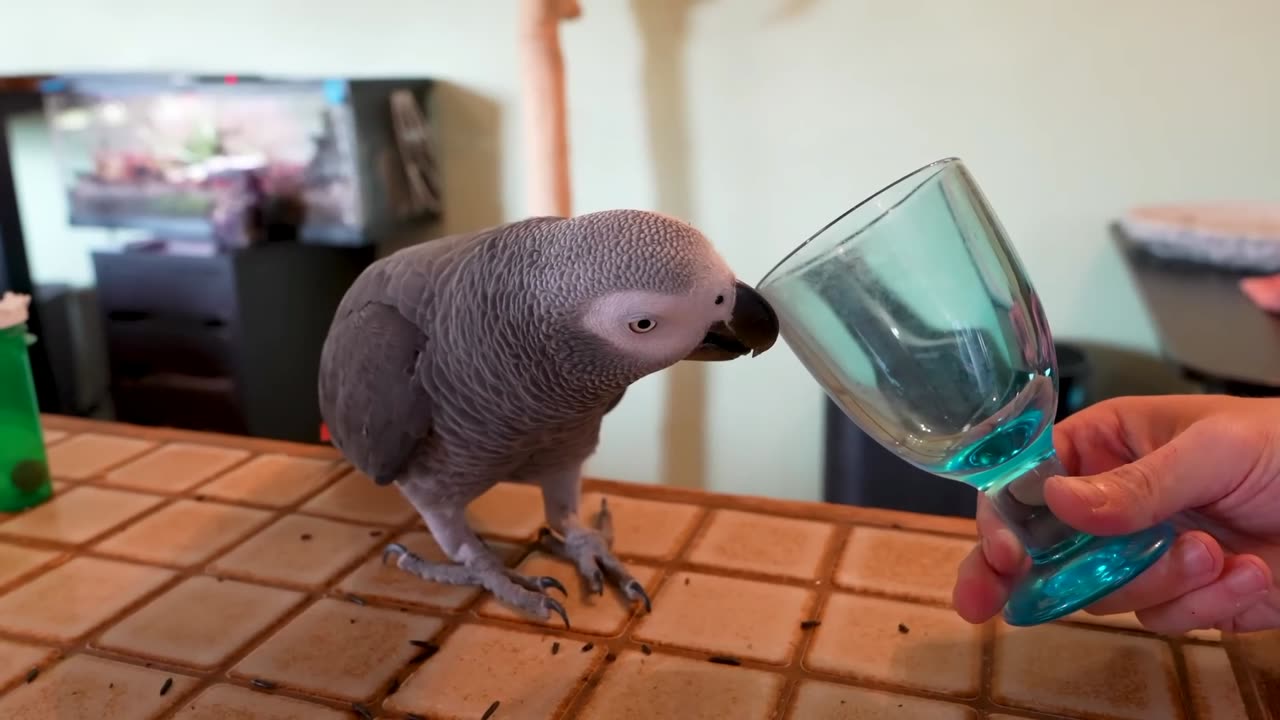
[251,678,277,690]
[683,577,690,585]
[481,700,500,719]
[160,677,173,696]
[582,642,594,652]
[551,642,560,655]
[708,655,741,666]
[801,620,821,630]
[369,530,383,537]
[898,622,910,634]
[352,702,375,720]
[194,494,206,502]
[640,644,652,655]
[25,667,38,683]
[606,652,617,662]
[349,618,357,624]
[345,593,366,606]
[300,533,312,541]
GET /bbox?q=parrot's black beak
[685,280,780,362]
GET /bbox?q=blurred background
[1,0,1278,513]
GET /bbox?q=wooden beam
[519,0,580,218]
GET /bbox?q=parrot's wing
[320,301,432,485]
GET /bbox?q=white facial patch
[582,289,726,366]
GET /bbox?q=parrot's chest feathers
[430,394,606,477]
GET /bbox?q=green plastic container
[0,323,52,511]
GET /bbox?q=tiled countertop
[0,416,1275,720]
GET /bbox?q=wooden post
[519,0,580,218]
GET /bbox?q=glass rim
[757,156,963,289]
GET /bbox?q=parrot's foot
[538,499,653,613]
[381,543,571,627]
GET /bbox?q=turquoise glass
[758,157,1175,625]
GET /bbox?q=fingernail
[1177,536,1214,576]
[1060,477,1108,509]
[1225,564,1268,596]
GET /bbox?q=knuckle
[1109,462,1161,512]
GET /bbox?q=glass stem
[986,452,1087,564]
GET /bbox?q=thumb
[1043,418,1258,536]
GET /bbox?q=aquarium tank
[39,73,441,248]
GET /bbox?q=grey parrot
[317,209,778,625]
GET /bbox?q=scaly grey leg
[390,484,570,626]
[537,468,651,612]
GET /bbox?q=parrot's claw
[380,542,573,625]
[541,575,569,596]
[594,497,614,547]
[625,579,652,613]
[543,596,571,629]
[381,543,409,566]
[539,526,652,613]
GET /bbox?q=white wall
[3,0,1278,501]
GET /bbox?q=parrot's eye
[628,318,656,334]
[714,295,725,305]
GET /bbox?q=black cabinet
[93,242,374,443]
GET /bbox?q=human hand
[953,394,1280,634]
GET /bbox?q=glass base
[1002,522,1177,626]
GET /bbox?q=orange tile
[0,556,175,643]
[0,638,56,693]
[101,442,249,493]
[46,432,156,480]
[684,509,835,581]
[335,529,523,611]
[42,428,67,445]
[209,514,384,590]
[0,654,196,719]
[478,552,658,635]
[171,683,353,720]
[232,598,444,703]
[0,485,163,545]
[466,481,546,541]
[834,526,973,604]
[805,593,982,698]
[1183,644,1249,720]
[299,469,418,525]
[991,621,1182,719]
[581,492,704,560]
[632,570,815,664]
[0,541,61,590]
[94,499,273,567]
[785,681,978,719]
[1062,609,1147,632]
[576,651,784,720]
[385,623,601,719]
[95,576,305,670]
[196,454,336,507]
